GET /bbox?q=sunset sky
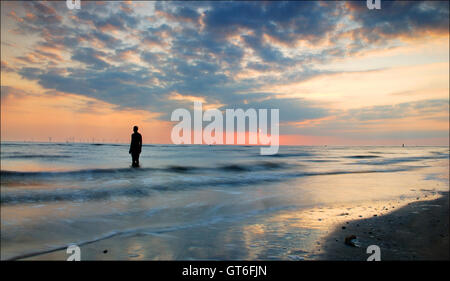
[1,1,449,145]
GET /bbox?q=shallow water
[1,143,448,260]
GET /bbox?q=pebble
[344,235,358,247]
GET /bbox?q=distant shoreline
[1,141,449,147]
[319,191,449,260]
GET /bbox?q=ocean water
[1,142,449,260]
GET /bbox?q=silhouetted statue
[129,126,142,167]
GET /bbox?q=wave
[1,143,74,146]
[1,167,152,177]
[2,154,71,159]
[90,143,124,146]
[304,159,339,162]
[431,151,450,156]
[1,161,288,179]
[350,155,448,165]
[220,161,285,172]
[1,166,417,205]
[166,165,198,173]
[264,152,313,158]
[345,155,381,159]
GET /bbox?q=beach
[319,192,449,260]
[16,190,449,261]
[1,143,448,260]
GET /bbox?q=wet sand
[318,191,449,260]
[19,190,448,261]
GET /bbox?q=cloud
[202,2,343,44]
[227,96,330,125]
[344,1,449,43]
[345,99,449,121]
[71,47,110,69]
[3,0,449,139]
[280,98,449,138]
[1,60,15,72]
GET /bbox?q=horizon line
[0,140,448,147]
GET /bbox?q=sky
[1,1,449,145]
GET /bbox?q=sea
[1,142,448,260]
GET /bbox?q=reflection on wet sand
[23,188,443,261]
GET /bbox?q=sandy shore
[13,189,448,261]
[318,191,449,260]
